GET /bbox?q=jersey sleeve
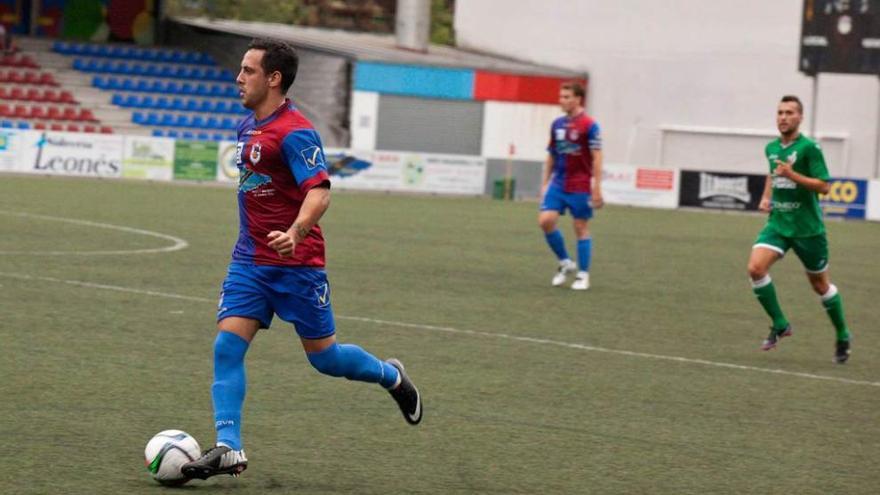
[807,142,831,181]
[587,122,602,150]
[281,129,331,191]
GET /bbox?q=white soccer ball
[144,429,201,486]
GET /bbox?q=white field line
[1,271,877,388]
[0,211,188,255]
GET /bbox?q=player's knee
[214,331,248,366]
[306,344,345,377]
[810,278,830,295]
[538,217,556,232]
[747,262,767,280]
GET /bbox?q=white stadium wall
[350,90,380,151]
[455,0,880,178]
[480,101,560,161]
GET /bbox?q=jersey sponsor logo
[771,201,801,211]
[772,176,797,189]
[301,146,324,170]
[554,128,566,141]
[245,129,262,135]
[249,142,262,164]
[238,168,272,193]
[315,282,330,308]
[698,173,750,202]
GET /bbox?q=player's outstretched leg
[750,275,791,350]
[183,331,250,480]
[306,342,422,425]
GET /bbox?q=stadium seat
[0,87,7,99]
[152,129,164,137]
[111,93,125,106]
[174,114,189,127]
[155,97,170,110]
[66,124,80,132]
[205,116,220,129]
[100,126,112,134]
[62,107,78,121]
[0,104,9,117]
[44,90,58,103]
[182,131,195,140]
[212,133,225,141]
[166,129,179,138]
[29,106,46,120]
[33,122,46,130]
[13,105,28,118]
[170,98,184,111]
[0,120,12,128]
[9,87,23,101]
[197,132,210,141]
[159,113,175,126]
[190,115,206,128]
[184,99,199,112]
[145,113,159,126]
[17,121,30,129]
[132,111,146,124]
[197,99,213,112]
[59,91,76,104]
[83,125,96,133]
[221,117,235,130]
[50,123,63,131]
[46,106,62,120]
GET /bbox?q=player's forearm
[290,187,330,241]
[542,155,553,187]
[787,172,830,194]
[762,176,772,200]
[591,150,603,194]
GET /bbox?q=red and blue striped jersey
[232,99,330,267]
[547,112,601,193]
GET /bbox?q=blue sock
[212,331,249,451]
[544,229,569,261]
[307,342,400,389]
[577,237,592,272]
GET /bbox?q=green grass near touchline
[0,175,878,495]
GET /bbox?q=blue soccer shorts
[217,262,336,339]
[540,183,593,220]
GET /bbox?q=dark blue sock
[212,331,249,451]
[577,237,592,272]
[307,342,400,389]
[544,229,569,261]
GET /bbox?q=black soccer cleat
[834,339,851,364]
[761,324,793,351]
[387,358,422,425]
[181,445,247,480]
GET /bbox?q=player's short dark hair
[780,95,803,114]
[561,81,586,102]
[247,38,299,93]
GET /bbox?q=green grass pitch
[1,175,878,494]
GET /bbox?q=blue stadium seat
[120,79,135,91]
[184,99,199,112]
[170,98,185,111]
[143,49,159,61]
[180,82,194,95]
[205,116,220,129]
[111,94,125,106]
[72,58,86,71]
[17,121,30,129]
[227,133,236,140]
[156,65,173,78]
[171,51,186,64]
[190,115,206,128]
[166,129,179,138]
[195,83,209,96]
[132,112,146,124]
[135,79,150,92]
[148,80,165,93]
[152,129,164,137]
[73,43,88,55]
[197,99,212,112]
[182,131,195,140]
[212,132,225,141]
[159,114,175,126]
[226,87,238,98]
[221,117,235,130]
[1,120,13,128]
[190,68,205,80]
[97,45,111,57]
[174,114,190,127]
[141,95,155,108]
[155,97,170,110]
[145,113,160,126]
[92,76,107,89]
[164,81,179,94]
[197,132,210,141]
[124,94,139,107]
[213,100,228,113]
[53,41,66,53]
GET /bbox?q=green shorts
[753,225,829,273]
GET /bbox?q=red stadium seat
[50,123,64,131]
[34,122,46,130]
[47,106,62,120]
[43,90,57,103]
[66,124,80,132]
[59,91,76,104]
[23,71,38,84]
[62,107,78,120]
[39,73,57,86]
[0,87,7,99]
[78,109,97,122]
[0,70,7,83]
[0,104,9,117]
[29,106,46,120]
[99,126,112,134]
[83,125,96,133]
[9,87,24,100]
[13,105,28,118]
[26,88,40,101]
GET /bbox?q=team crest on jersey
[315,282,330,308]
[249,142,262,164]
[569,129,579,140]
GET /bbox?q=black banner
[679,170,766,211]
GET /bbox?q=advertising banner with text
[31,132,124,178]
[122,136,175,181]
[602,164,679,209]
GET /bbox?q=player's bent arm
[759,176,772,212]
[290,186,330,242]
[542,154,553,191]
[784,170,830,194]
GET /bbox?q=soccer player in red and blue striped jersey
[539,81,603,290]
[182,39,422,481]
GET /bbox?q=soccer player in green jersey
[747,95,852,363]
